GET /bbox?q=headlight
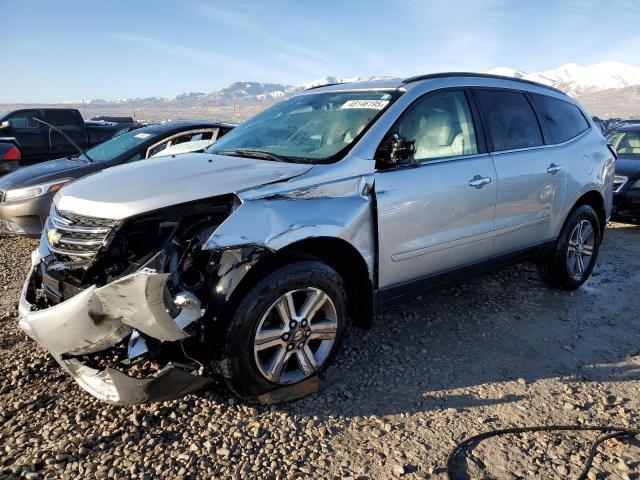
[4,179,71,202]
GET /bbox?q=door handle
[547,163,562,174]
[468,175,492,189]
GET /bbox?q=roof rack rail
[402,72,566,95]
[305,82,352,91]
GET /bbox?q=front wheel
[217,259,348,399]
[537,204,601,290]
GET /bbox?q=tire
[217,259,348,399]
[537,204,601,290]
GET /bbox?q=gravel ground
[1,223,639,479]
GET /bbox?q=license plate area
[41,267,63,303]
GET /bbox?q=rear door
[43,109,88,157]
[375,90,497,289]
[473,89,566,253]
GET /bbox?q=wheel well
[221,238,374,330]
[280,238,374,329]
[570,190,606,235]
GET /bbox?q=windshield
[82,129,162,163]
[608,130,640,156]
[207,90,399,163]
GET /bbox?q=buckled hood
[55,153,313,220]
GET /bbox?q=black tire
[217,259,348,400]
[537,204,601,290]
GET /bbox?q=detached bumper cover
[18,249,208,404]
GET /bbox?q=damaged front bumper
[18,248,209,404]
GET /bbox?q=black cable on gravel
[447,425,640,480]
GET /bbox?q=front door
[375,90,497,289]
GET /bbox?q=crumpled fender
[203,175,375,275]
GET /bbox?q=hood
[615,155,640,177]
[0,157,93,188]
[55,153,313,220]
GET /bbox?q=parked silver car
[18,74,614,404]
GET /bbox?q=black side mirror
[379,133,416,165]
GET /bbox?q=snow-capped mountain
[488,62,640,96]
[196,76,396,106]
[60,76,397,109]
[198,82,295,107]
[296,75,396,90]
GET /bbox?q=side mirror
[0,120,10,131]
[379,133,416,165]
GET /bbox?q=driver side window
[396,91,478,161]
[8,111,41,129]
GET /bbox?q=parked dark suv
[609,124,640,223]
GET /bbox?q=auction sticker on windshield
[134,133,152,139]
[341,99,389,109]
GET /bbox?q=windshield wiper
[215,149,291,163]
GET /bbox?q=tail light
[607,143,618,161]
[2,145,21,161]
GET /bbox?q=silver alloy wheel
[566,219,595,280]
[253,287,338,385]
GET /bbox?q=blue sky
[3,0,640,102]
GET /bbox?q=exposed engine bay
[19,194,270,404]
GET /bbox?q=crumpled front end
[18,167,377,403]
[19,248,209,404]
[18,195,244,404]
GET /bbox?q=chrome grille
[46,206,118,259]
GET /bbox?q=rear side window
[43,110,83,127]
[475,90,543,152]
[531,94,589,143]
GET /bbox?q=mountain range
[2,63,639,120]
[488,61,640,97]
[65,76,397,109]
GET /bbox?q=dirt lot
[1,223,639,479]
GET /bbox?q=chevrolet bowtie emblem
[47,228,62,245]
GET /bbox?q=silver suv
[19,74,615,404]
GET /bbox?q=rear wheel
[218,259,347,399]
[537,204,601,290]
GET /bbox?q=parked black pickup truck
[0,108,136,172]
